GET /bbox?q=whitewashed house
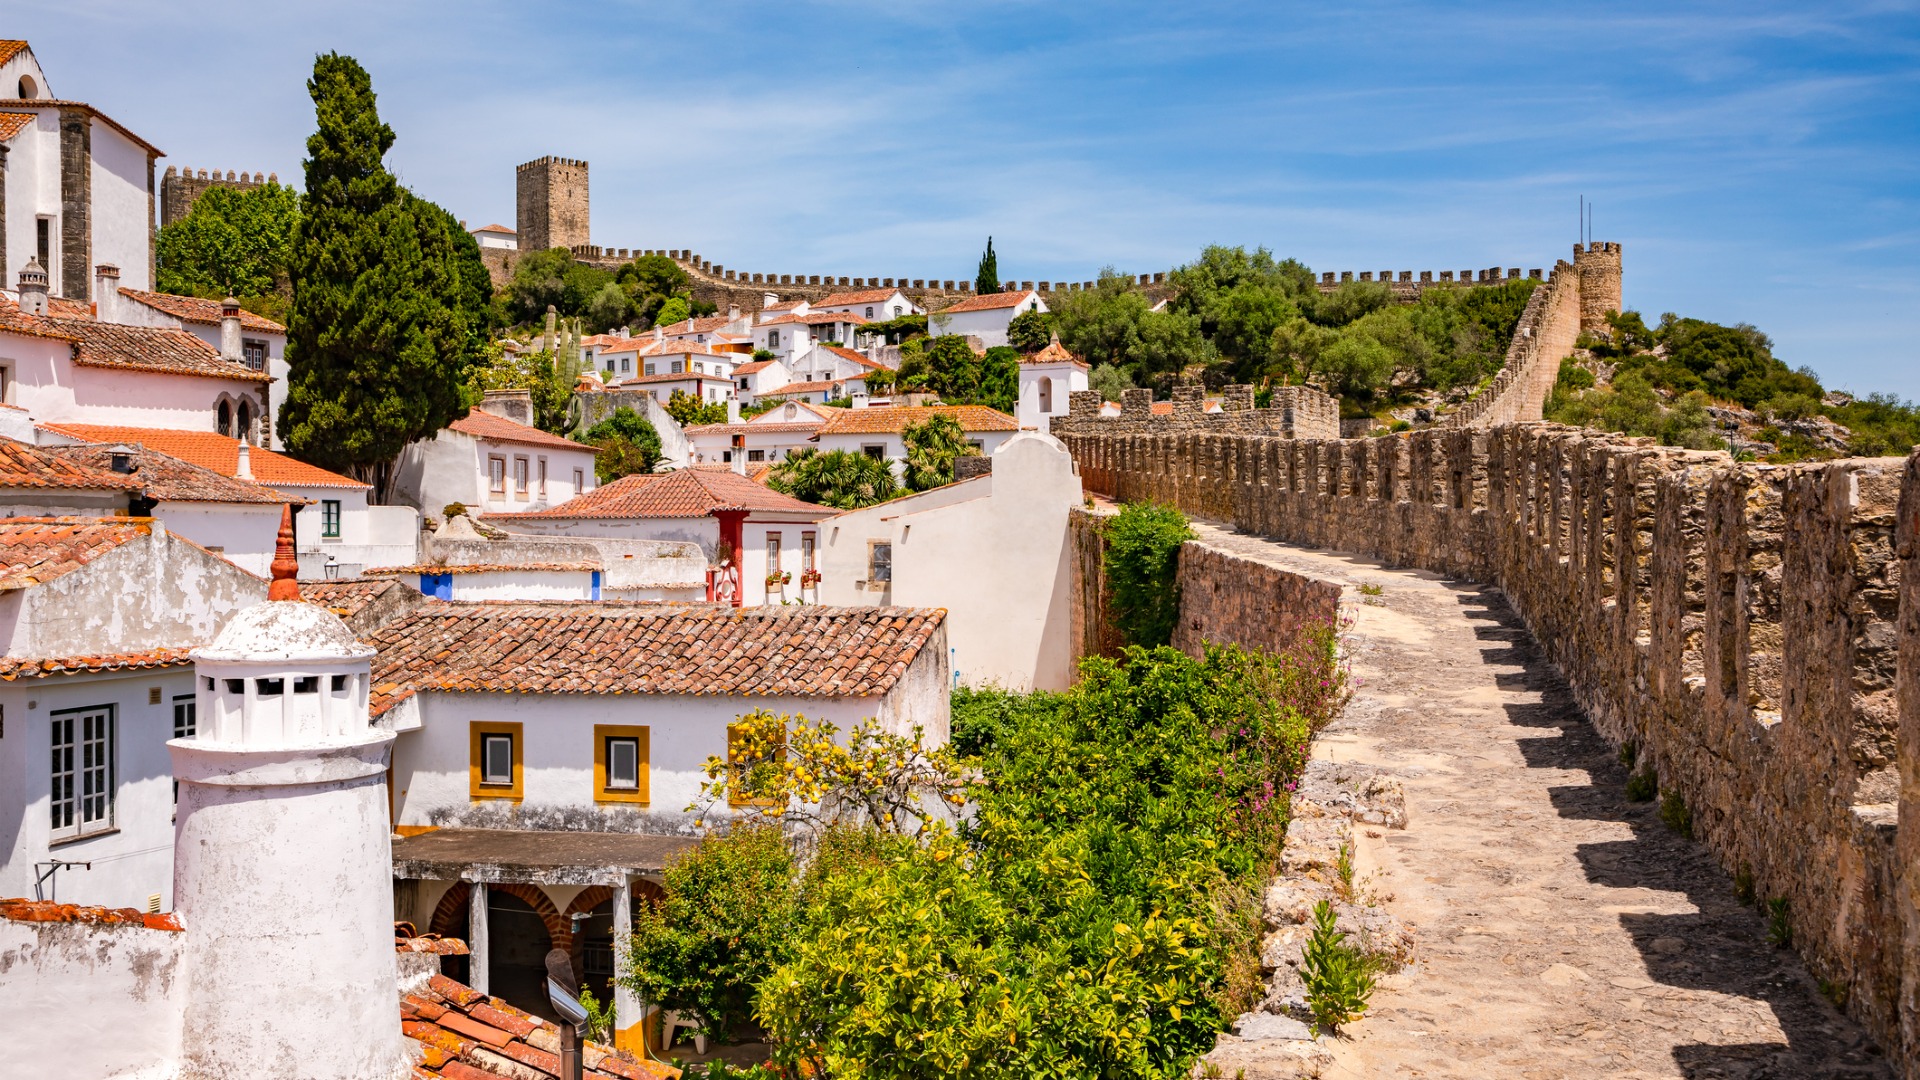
[816,430,1082,691]
[48,441,294,577]
[98,278,290,447]
[810,404,1019,477]
[753,309,866,371]
[731,357,792,402]
[1016,335,1090,431]
[0,514,266,910]
[390,392,599,520]
[1,40,162,296]
[469,223,517,250]
[810,287,921,323]
[38,424,416,576]
[683,399,829,466]
[928,289,1046,348]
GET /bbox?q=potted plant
[766,570,791,588]
[800,568,822,588]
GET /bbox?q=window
[513,457,529,496]
[606,359,616,373]
[36,217,51,276]
[171,696,195,806]
[321,499,342,539]
[868,541,892,584]
[573,468,585,493]
[18,74,37,99]
[241,339,268,372]
[891,305,902,317]
[747,449,765,462]
[862,444,886,460]
[468,722,523,800]
[0,365,11,405]
[802,533,816,571]
[767,533,781,577]
[236,401,252,442]
[670,360,684,374]
[768,330,780,349]
[217,400,232,437]
[538,458,548,498]
[593,724,650,804]
[51,706,115,841]
[622,357,631,373]
[644,363,655,376]
[865,306,874,318]
[488,456,506,493]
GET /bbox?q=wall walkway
[1062,421,1920,1076]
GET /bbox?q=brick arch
[426,881,573,952]
[565,885,616,920]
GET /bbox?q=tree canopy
[583,406,662,481]
[974,237,1000,294]
[507,248,710,332]
[768,448,898,509]
[901,413,981,491]
[278,52,489,500]
[155,181,301,320]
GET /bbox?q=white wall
[930,294,1044,349]
[89,119,154,293]
[411,568,597,602]
[817,431,1082,691]
[3,110,62,293]
[1016,363,1090,431]
[390,649,949,826]
[154,502,279,577]
[0,667,200,908]
[0,916,184,1079]
[495,514,721,555]
[22,356,253,432]
[737,518,829,607]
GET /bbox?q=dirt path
[1189,521,1893,1080]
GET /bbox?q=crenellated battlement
[1053,382,1340,441]
[158,167,276,228]
[1059,421,1920,1073]
[516,156,588,171]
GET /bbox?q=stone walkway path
[1188,522,1894,1080]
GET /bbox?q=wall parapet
[1052,383,1339,441]
[1061,422,1920,1073]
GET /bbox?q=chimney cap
[95,263,122,279]
[222,297,241,317]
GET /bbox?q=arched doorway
[487,890,555,1019]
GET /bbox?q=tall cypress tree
[279,53,485,500]
[974,237,1000,294]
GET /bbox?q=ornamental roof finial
[268,505,300,601]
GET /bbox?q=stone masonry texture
[1061,420,1920,1076]
[159,167,268,228]
[58,108,90,301]
[516,157,589,255]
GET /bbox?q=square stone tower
[515,156,589,254]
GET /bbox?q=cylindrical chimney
[220,298,243,364]
[17,258,49,317]
[171,513,401,1079]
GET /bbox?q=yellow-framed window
[593,724,650,805]
[468,722,524,800]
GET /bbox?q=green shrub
[1105,503,1195,647]
[1625,771,1657,803]
[1733,863,1756,906]
[1301,900,1375,1035]
[1767,898,1793,948]
[1659,790,1693,838]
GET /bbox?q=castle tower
[1574,241,1623,335]
[170,510,404,1079]
[516,156,590,254]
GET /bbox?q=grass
[1766,898,1793,949]
[1658,790,1693,838]
[1625,771,1657,803]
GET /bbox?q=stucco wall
[0,915,183,1078]
[156,502,278,577]
[88,118,152,293]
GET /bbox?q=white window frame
[480,733,514,786]
[513,456,530,497]
[488,456,507,494]
[51,705,115,842]
[605,736,641,791]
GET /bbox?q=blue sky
[21,2,1920,397]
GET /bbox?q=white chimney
[93,264,121,322]
[235,441,253,480]
[16,258,49,317]
[726,398,741,424]
[851,391,871,410]
[220,298,244,363]
[762,292,779,309]
[173,511,402,1080]
[727,303,740,323]
[653,326,664,342]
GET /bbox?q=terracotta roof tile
[301,577,404,619]
[612,371,734,387]
[0,516,152,591]
[448,411,595,452]
[934,289,1038,314]
[1022,336,1088,368]
[368,603,945,715]
[40,425,368,489]
[816,404,1018,435]
[732,360,774,375]
[815,287,902,307]
[653,314,736,337]
[0,112,33,142]
[0,41,27,67]
[117,288,286,333]
[50,443,294,504]
[821,345,886,371]
[369,562,599,575]
[472,224,515,235]
[0,646,197,681]
[0,897,182,931]
[0,296,268,383]
[764,379,843,396]
[758,311,868,327]
[402,972,679,1080]
[600,338,733,359]
[487,468,825,521]
[682,421,822,436]
[0,437,134,491]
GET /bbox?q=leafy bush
[902,412,982,491]
[1659,790,1694,838]
[584,406,662,481]
[767,447,898,509]
[1104,503,1195,647]
[1007,307,1054,352]
[1625,771,1657,803]
[665,388,728,427]
[1301,899,1376,1034]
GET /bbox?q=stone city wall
[1060,417,1920,1074]
[1054,381,1341,442]
[159,167,274,228]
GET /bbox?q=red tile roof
[815,287,901,307]
[1022,337,1087,368]
[613,371,735,388]
[0,897,182,932]
[0,112,33,143]
[0,517,152,591]
[935,289,1038,314]
[40,425,368,489]
[0,296,268,383]
[0,438,134,491]
[0,646,197,681]
[471,224,516,235]
[816,404,1018,435]
[448,411,596,453]
[600,338,732,359]
[682,421,823,436]
[653,314,736,337]
[402,972,677,1080]
[368,603,946,715]
[117,288,285,333]
[0,99,164,156]
[301,577,406,620]
[732,360,775,375]
[0,41,28,67]
[758,311,869,327]
[764,380,843,397]
[489,468,825,520]
[50,443,295,504]
[820,345,886,371]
